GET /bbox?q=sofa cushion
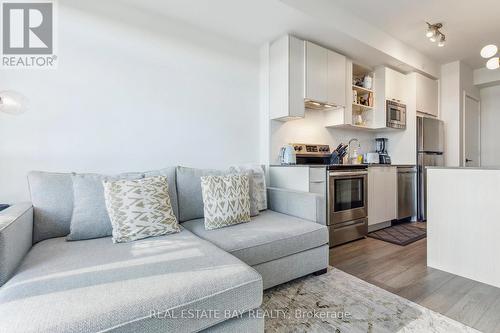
[28,171,74,243]
[27,168,178,243]
[176,166,227,222]
[182,210,329,266]
[67,172,144,241]
[0,229,262,333]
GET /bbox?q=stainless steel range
[327,165,368,246]
[289,143,368,246]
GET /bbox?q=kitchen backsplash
[270,110,376,164]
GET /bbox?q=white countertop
[427,166,500,170]
[271,164,415,168]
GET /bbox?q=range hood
[304,99,337,110]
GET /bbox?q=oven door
[328,171,368,225]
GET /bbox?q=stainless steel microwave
[386,100,406,129]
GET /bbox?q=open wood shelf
[325,123,375,131]
[352,85,373,94]
[352,102,373,110]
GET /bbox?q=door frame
[462,92,481,167]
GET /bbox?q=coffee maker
[375,138,391,164]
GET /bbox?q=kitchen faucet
[348,138,361,164]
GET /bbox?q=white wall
[440,61,480,166]
[440,61,461,166]
[0,1,261,202]
[480,85,500,166]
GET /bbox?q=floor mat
[367,223,426,246]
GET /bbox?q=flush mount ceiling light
[481,44,498,58]
[480,44,499,70]
[486,57,500,70]
[425,22,445,47]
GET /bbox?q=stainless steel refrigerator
[417,116,444,221]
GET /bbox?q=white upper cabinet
[415,73,438,117]
[269,35,305,121]
[327,50,347,108]
[373,66,408,128]
[305,41,346,108]
[385,67,408,103]
[305,41,328,104]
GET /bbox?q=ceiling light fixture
[481,44,498,59]
[481,44,499,70]
[0,91,28,115]
[486,57,500,70]
[425,22,445,47]
[425,25,436,38]
[438,35,446,47]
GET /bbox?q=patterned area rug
[367,224,426,246]
[262,268,478,333]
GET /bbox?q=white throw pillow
[103,176,180,243]
[201,174,251,230]
[229,165,267,211]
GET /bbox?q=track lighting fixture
[425,22,445,47]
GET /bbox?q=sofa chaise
[0,166,329,333]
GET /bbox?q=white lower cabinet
[269,166,327,196]
[368,167,397,229]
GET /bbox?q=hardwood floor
[330,224,500,333]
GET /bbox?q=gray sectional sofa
[0,166,329,333]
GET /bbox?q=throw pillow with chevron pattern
[201,174,251,230]
[103,176,180,243]
[229,165,267,211]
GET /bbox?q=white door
[463,94,481,167]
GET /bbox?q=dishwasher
[397,166,417,221]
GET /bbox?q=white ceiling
[332,0,500,69]
[111,0,498,71]
[116,0,305,45]
[110,0,437,75]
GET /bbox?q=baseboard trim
[368,221,391,233]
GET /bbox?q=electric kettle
[279,144,296,165]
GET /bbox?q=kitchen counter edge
[427,166,500,170]
[270,164,416,168]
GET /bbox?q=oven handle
[329,171,368,177]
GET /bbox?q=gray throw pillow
[67,172,144,241]
[176,166,226,222]
[27,171,74,243]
